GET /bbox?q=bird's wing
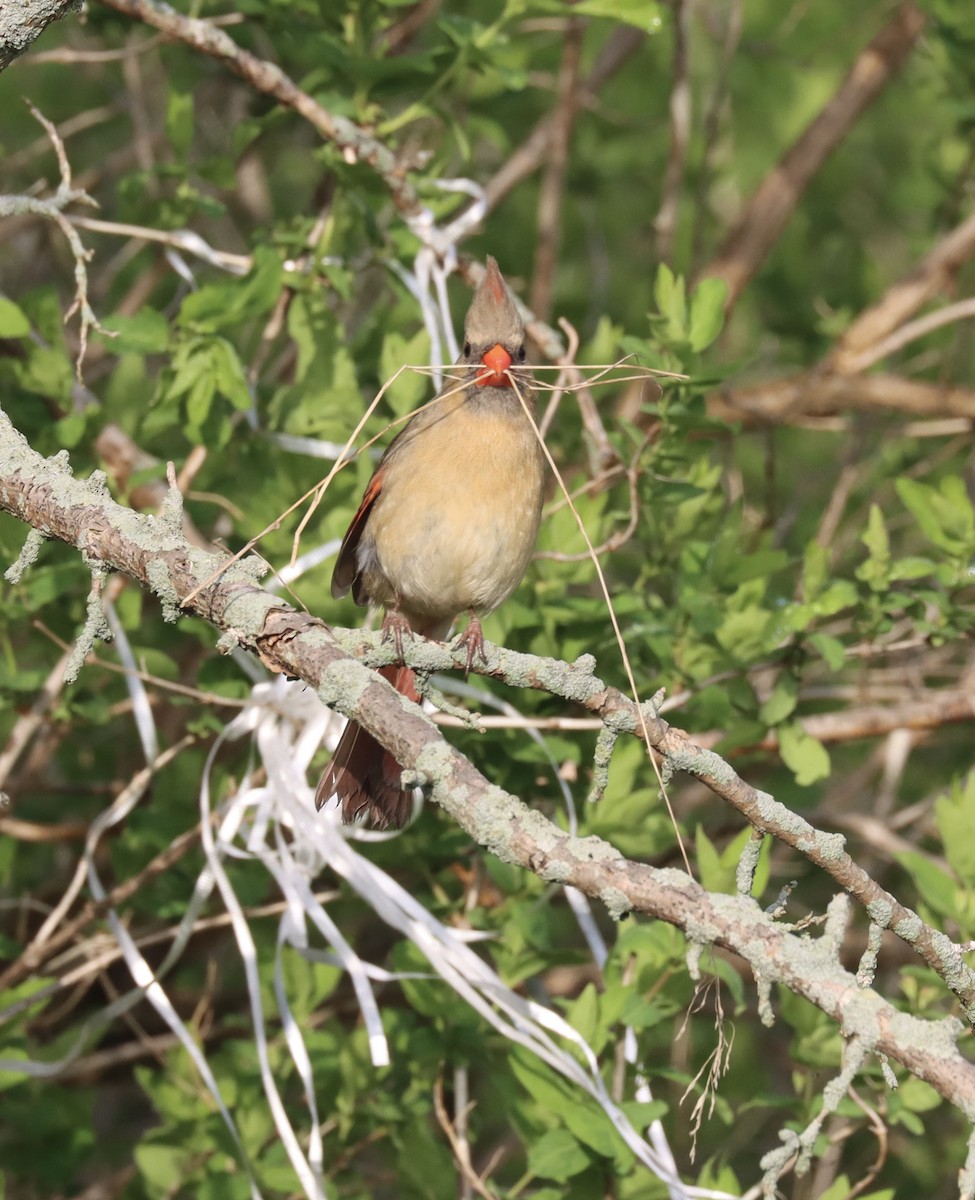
[331,467,385,602]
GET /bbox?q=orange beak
[476,343,513,388]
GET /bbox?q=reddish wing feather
[331,468,384,601]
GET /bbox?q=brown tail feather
[315,664,420,829]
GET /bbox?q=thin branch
[711,372,975,426]
[68,213,252,274]
[0,816,207,995]
[0,102,109,374]
[3,408,975,1050]
[433,1070,499,1200]
[835,291,975,374]
[531,18,585,322]
[693,689,975,753]
[828,206,975,372]
[699,2,926,309]
[653,0,693,263]
[482,25,646,213]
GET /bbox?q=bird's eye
[463,342,472,357]
[515,345,526,363]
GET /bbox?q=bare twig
[433,1069,499,1200]
[834,289,975,374]
[653,0,693,262]
[0,102,110,373]
[0,816,208,994]
[531,18,584,321]
[68,214,252,274]
[482,25,646,212]
[711,372,975,426]
[0,644,73,791]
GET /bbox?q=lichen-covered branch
[0,0,78,72]
[2,406,975,1117]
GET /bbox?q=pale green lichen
[160,476,183,533]
[600,887,632,921]
[5,527,47,584]
[84,468,109,498]
[64,568,111,684]
[866,897,894,927]
[856,922,883,988]
[539,860,571,885]
[876,1052,898,1090]
[756,974,774,1027]
[893,912,924,941]
[215,630,242,654]
[586,724,618,804]
[736,830,764,898]
[145,557,180,622]
[317,656,382,711]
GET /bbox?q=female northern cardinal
[316,258,546,828]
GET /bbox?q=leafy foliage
[1,1,975,1198]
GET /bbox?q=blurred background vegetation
[2,0,975,1197]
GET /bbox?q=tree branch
[699,2,926,309]
[828,209,975,373]
[2,407,975,1116]
[0,0,79,72]
[712,372,975,426]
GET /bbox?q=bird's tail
[315,664,421,829]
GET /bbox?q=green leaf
[715,606,774,659]
[695,826,727,893]
[178,246,282,330]
[857,503,890,590]
[935,773,975,886]
[566,982,599,1045]
[802,540,829,601]
[166,90,194,160]
[688,277,728,351]
[135,1144,184,1190]
[895,1075,942,1114]
[184,372,215,434]
[778,721,831,786]
[509,1050,618,1159]
[897,476,975,555]
[817,1179,888,1200]
[378,327,431,416]
[809,632,846,671]
[895,850,958,919]
[653,263,687,340]
[759,673,798,725]
[527,1129,590,1181]
[573,0,663,33]
[890,555,936,580]
[209,337,252,411]
[0,297,31,337]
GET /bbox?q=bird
[315,257,546,829]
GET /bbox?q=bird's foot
[454,615,488,676]
[381,609,413,661]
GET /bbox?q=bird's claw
[381,610,413,660]
[454,616,488,677]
